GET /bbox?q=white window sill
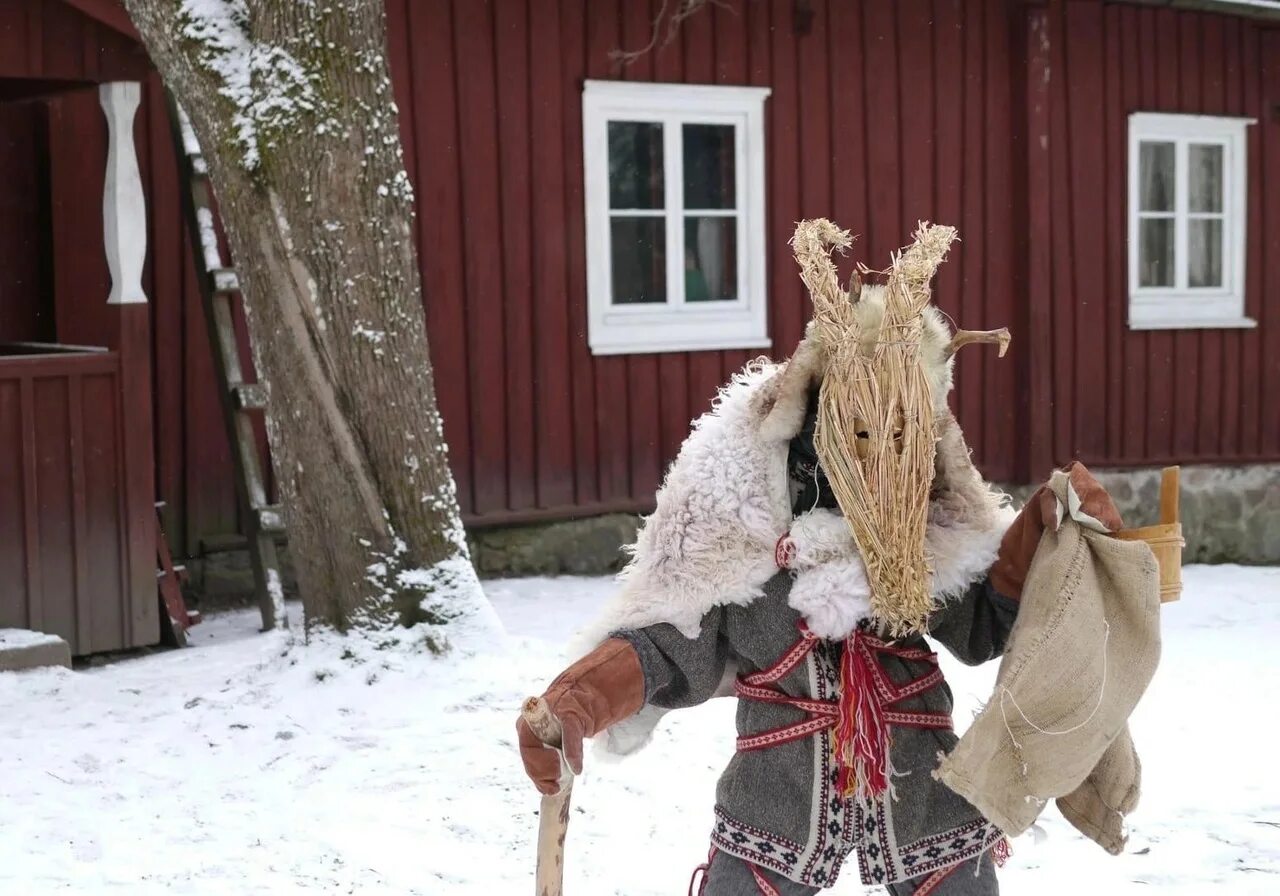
[1127,316,1257,331]
[589,337,772,356]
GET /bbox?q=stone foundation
[182,463,1276,605]
[998,463,1280,565]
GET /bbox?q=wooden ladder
[165,96,287,631]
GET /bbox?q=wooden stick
[522,696,572,896]
[944,327,1011,359]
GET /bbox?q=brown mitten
[990,462,1124,600]
[516,638,646,795]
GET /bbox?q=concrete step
[0,630,72,672]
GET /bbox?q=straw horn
[944,327,1011,359]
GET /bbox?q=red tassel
[991,837,1012,868]
[833,630,892,803]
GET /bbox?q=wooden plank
[829,0,869,294]
[897,0,934,229]
[1025,5,1055,478]
[1199,14,1228,458]
[80,372,127,651]
[412,0,475,515]
[453,0,509,514]
[527,0,576,509]
[143,78,188,552]
[1120,6,1148,462]
[67,374,92,652]
[1103,4,1127,463]
[648,0,691,470]
[957,0,988,461]
[494,0,537,511]
[863,0,901,267]
[626,0,664,502]
[1171,13,1202,462]
[1261,31,1280,454]
[33,377,75,649]
[981,0,1018,481]
[560,0,600,505]
[1047,0,1076,466]
[679,0,723,426]
[0,379,28,628]
[58,0,140,42]
[1238,20,1262,456]
[19,376,42,631]
[768,0,804,354]
[1066,1,1108,463]
[588,0,632,504]
[1142,7,1178,460]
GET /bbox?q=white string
[999,619,1111,754]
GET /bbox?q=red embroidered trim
[750,864,782,896]
[914,861,963,896]
[734,624,951,756]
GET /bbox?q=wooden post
[101,81,159,647]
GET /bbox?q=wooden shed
[0,2,158,654]
[1,0,1278,638]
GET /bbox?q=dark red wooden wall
[385,0,1025,526]
[10,0,1278,559]
[1025,0,1280,477]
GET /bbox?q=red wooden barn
[2,0,1278,654]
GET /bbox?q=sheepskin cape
[575,353,1014,756]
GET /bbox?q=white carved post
[100,81,148,305]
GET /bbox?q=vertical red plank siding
[410,0,474,518]
[1238,23,1262,457]
[453,0,509,515]
[493,0,537,511]
[1065,2,1107,462]
[1024,4,1054,480]
[767,0,804,356]
[1262,33,1280,453]
[625,0,665,504]
[587,0,633,505]
[561,0,600,508]
[956,0,986,450]
[527,0,577,510]
[0,380,27,626]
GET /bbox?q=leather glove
[989,462,1123,600]
[516,637,646,795]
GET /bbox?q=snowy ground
[0,566,1277,895]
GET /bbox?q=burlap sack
[934,471,1161,848]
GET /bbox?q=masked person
[516,267,1122,895]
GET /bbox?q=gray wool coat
[614,571,1018,889]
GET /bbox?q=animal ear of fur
[756,327,825,442]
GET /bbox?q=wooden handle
[1159,466,1180,526]
[522,695,564,748]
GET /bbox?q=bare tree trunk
[124,0,495,645]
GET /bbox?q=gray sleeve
[611,607,731,710]
[927,577,1019,666]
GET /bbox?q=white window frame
[1127,112,1256,330]
[583,80,771,355]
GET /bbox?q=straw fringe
[792,220,958,637]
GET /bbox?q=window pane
[685,216,737,302]
[1138,142,1175,212]
[611,217,666,304]
[1138,218,1175,287]
[683,124,736,210]
[1188,218,1223,288]
[608,121,664,209]
[1189,144,1223,213]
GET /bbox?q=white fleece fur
[577,360,1012,757]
